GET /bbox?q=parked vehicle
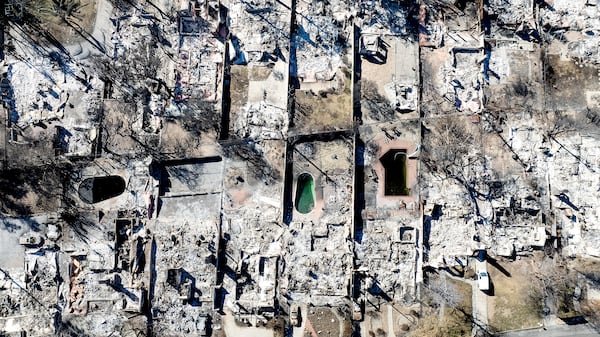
[290,303,299,327]
[19,232,44,247]
[477,270,490,291]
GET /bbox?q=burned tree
[426,274,464,310]
[177,98,221,137]
[422,116,517,217]
[90,38,163,101]
[422,117,483,212]
[530,256,579,321]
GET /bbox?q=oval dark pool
[78,175,126,204]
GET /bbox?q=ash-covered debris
[2,0,600,336]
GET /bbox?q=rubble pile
[226,0,289,63]
[355,219,417,301]
[359,0,408,35]
[486,0,534,33]
[294,0,351,82]
[541,0,600,63]
[0,253,56,336]
[217,135,286,324]
[2,38,102,158]
[152,223,217,335]
[419,4,445,48]
[439,49,483,113]
[232,78,289,140]
[541,0,595,31]
[225,0,291,143]
[355,119,421,304]
[549,132,600,257]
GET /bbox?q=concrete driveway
[473,259,488,327]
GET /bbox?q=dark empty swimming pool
[78,175,126,204]
[380,150,409,196]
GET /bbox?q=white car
[290,304,299,326]
[19,232,44,247]
[477,271,490,291]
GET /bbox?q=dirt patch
[160,120,216,157]
[572,257,600,325]
[30,0,98,45]
[293,69,352,133]
[487,256,543,333]
[420,47,455,116]
[256,140,285,181]
[305,307,340,337]
[546,54,600,111]
[482,131,527,178]
[572,256,600,278]
[227,189,252,207]
[102,101,145,156]
[265,317,286,337]
[4,128,58,169]
[250,66,273,81]
[230,66,250,114]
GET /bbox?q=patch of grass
[0,165,67,216]
[408,309,471,337]
[449,279,472,315]
[293,68,352,132]
[488,261,543,332]
[294,90,352,130]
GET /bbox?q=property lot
[487,256,543,333]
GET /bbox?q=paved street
[498,324,600,337]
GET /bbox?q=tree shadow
[487,256,511,277]
[0,165,67,218]
[555,193,579,212]
[64,18,106,54]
